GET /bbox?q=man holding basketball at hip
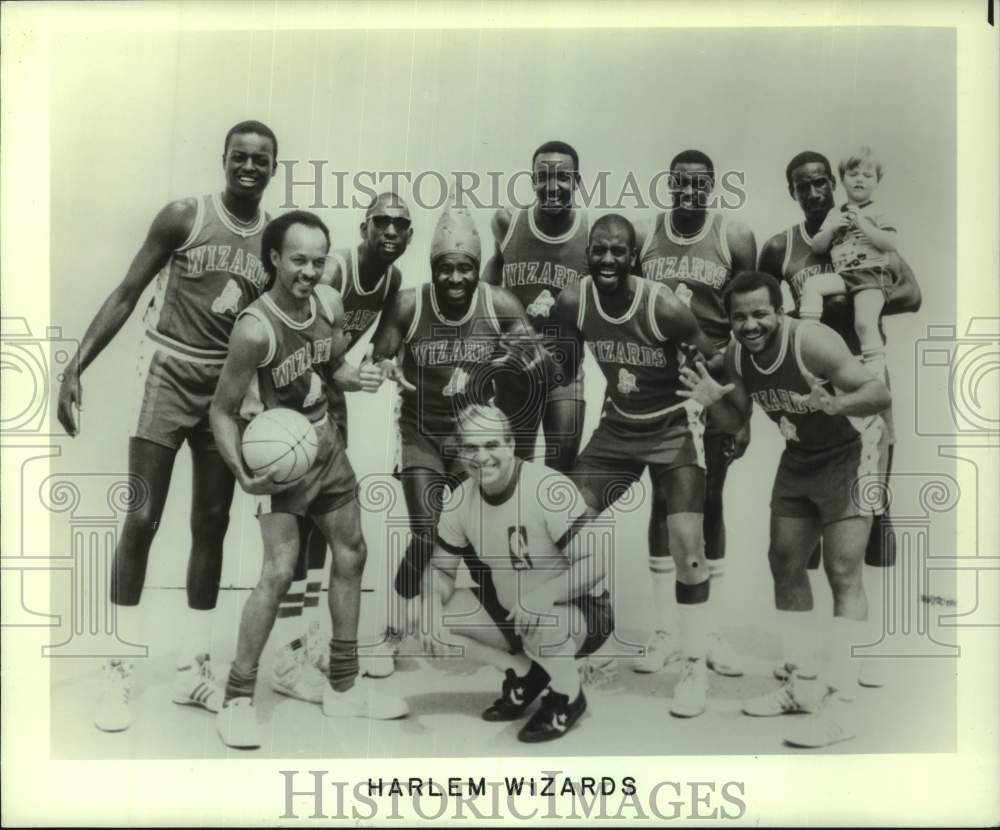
[210,210,407,749]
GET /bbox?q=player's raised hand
[792,368,841,415]
[677,362,735,407]
[378,356,416,392]
[57,365,82,436]
[491,330,546,375]
[358,345,384,393]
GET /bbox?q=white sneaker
[216,697,261,749]
[95,659,133,732]
[669,658,709,718]
[858,660,888,688]
[706,633,744,677]
[360,630,402,679]
[773,660,818,682]
[302,621,329,674]
[271,645,328,704]
[172,653,223,713]
[784,703,855,749]
[633,630,682,674]
[322,677,409,720]
[743,676,823,717]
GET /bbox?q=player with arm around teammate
[56,121,278,732]
[209,211,407,749]
[679,270,891,748]
[550,214,723,719]
[423,404,613,743]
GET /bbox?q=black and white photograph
[2,1,997,826]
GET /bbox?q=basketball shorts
[395,410,465,478]
[473,577,614,659]
[771,421,888,526]
[258,417,358,518]
[131,339,222,451]
[571,401,705,513]
[839,265,895,299]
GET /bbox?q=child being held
[802,146,898,379]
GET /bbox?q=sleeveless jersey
[399,284,505,436]
[324,246,395,432]
[577,275,686,423]
[238,285,345,426]
[327,245,394,348]
[143,193,269,360]
[500,208,588,344]
[734,319,862,454]
[639,210,733,348]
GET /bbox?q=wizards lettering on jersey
[641,255,727,289]
[789,265,829,299]
[502,261,580,290]
[410,339,497,367]
[591,340,668,368]
[271,337,333,388]
[750,387,814,415]
[344,308,380,334]
[185,245,267,290]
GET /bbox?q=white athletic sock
[176,607,215,668]
[779,608,818,677]
[301,568,325,633]
[676,592,711,660]
[827,615,866,692]
[649,556,678,633]
[277,575,307,644]
[536,654,581,699]
[708,559,730,631]
[114,603,144,658]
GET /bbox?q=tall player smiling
[57,121,278,733]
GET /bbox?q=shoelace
[579,657,619,689]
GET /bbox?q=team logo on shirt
[508,526,533,570]
[617,368,638,395]
[526,290,557,318]
[674,283,693,307]
[302,372,323,408]
[779,416,799,442]
[211,278,242,315]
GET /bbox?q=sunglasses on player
[369,215,412,232]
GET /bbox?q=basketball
[241,408,319,484]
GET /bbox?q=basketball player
[482,140,589,472]
[272,192,414,700]
[758,151,922,684]
[210,211,407,749]
[678,271,891,747]
[56,121,278,732]
[635,150,757,677]
[424,404,612,743]
[551,214,722,718]
[367,202,545,647]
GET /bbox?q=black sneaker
[482,663,550,722]
[518,688,587,743]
